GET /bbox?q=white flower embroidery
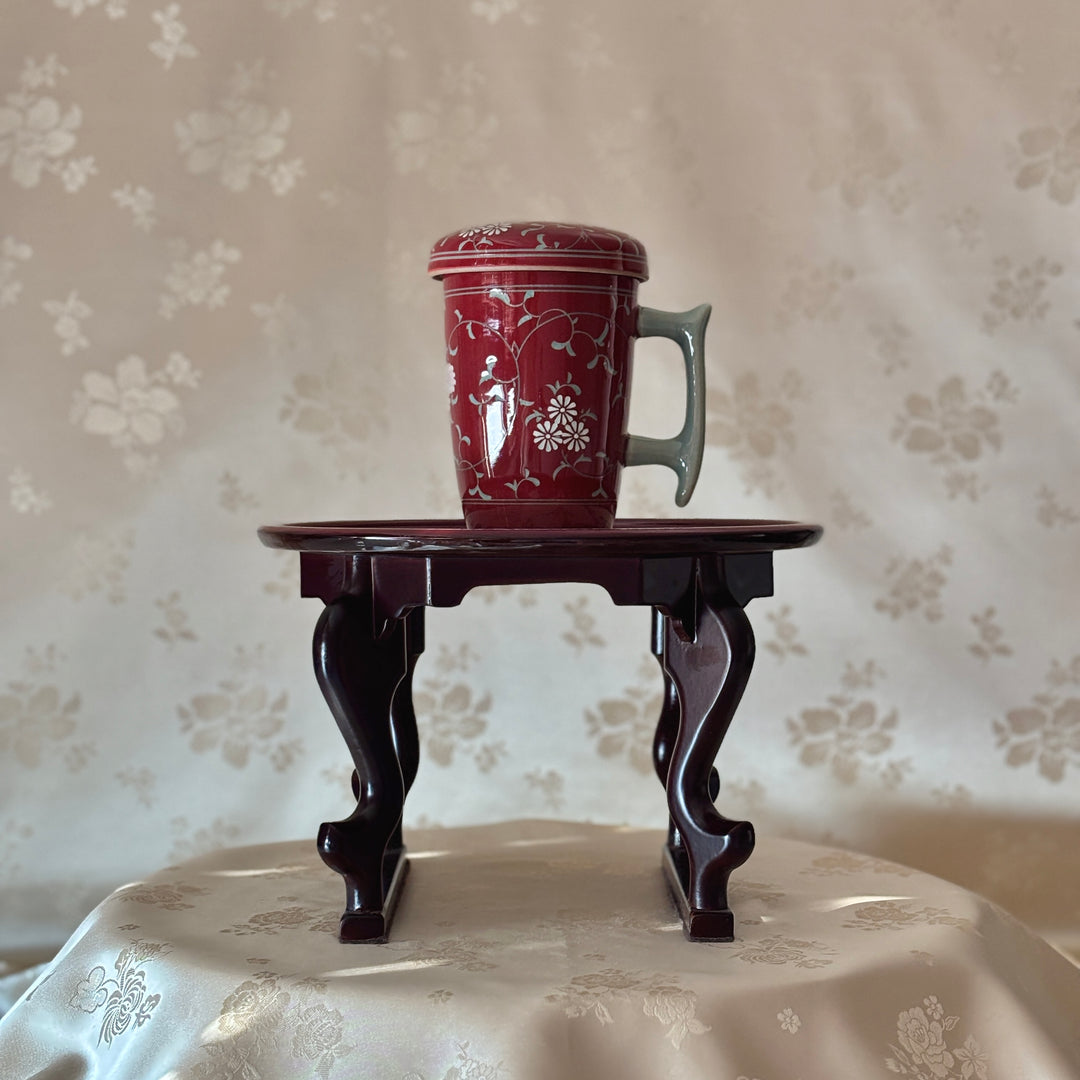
[111,184,157,230]
[70,353,200,474]
[561,419,590,452]
[43,290,92,356]
[0,56,95,191]
[547,393,578,424]
[73,358,181,447]
[159,239,241,319]
[175,62,303,193]
[447,362,457,397]
[532,419,565,452]
[9,468,53,515]
[778,1007,801,1033]
[150,4,198,70]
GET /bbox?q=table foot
[337,848,410,943]
[662,844,734,941]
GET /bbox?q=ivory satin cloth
[1,821,1078,1079]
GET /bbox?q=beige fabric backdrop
[2,0,1078,969]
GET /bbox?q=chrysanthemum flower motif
[459,222,510,238]
[532,419,565,452]
[547,394,578,424]
[562,419,590,452]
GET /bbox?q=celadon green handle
[624,303,710,507]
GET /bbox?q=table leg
[313,595,410,942]
[661,573,756,941]
[651,608,723,860]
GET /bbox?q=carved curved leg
[313,595,410,942]
[661,571,756,941]
[651,607,722,857]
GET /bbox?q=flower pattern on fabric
[120,882,208,910]
[8,467,52,514]
[787,661,910,788]
[891,372,1017,499]
[413,645,504,772]
[160,238,241,318]
[885,996,989,1079]
[175,62,302,192]
[730,934,837,968]
[43,290,91,356]
[843,902,972,932]
[70,353,200,476]
[875,546,953,622]
[150,4,198,70]
[1014,116,1080,204]
[68,941,167,1047]
[982,255,1062,333]
[0,646,81,770]
[809,91,910,212]
[994,656,1080,782]
[547,968,709,1050]
[583,656,661,776]
[279,355,384,476]
[0,56,95,190]
[706,370,806,496]
[778,1007,802,1033]
[182,969,352,1079]
[177,646,300,771]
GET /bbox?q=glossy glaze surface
[441,269,638,527]
[427,221,649,280]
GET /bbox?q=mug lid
[428,221,649,281]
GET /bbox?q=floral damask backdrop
[2,0,1079,970]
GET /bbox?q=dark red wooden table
[258,519,822,942]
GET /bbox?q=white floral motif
[175,62,303,193]
[0,56,96,191]
[1,236,32,306]
[150,5,198,70]
[43,291,91,355]
[68,942,166,1047]
[885,996,989,1079]
[159,239,241,318]
[9,468,53,514]
[532,418,565,452]
[778,1007,802,1033]
[111,184,157,230]
[547,394,578,424]
[459,222,512,244]
[70,353,200,475]
[561,419,590,452]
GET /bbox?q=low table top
[258,518,823,557]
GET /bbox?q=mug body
[443,269,638,528]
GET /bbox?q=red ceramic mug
[428,222,709,528]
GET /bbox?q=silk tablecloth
[1,819,1077,1079]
